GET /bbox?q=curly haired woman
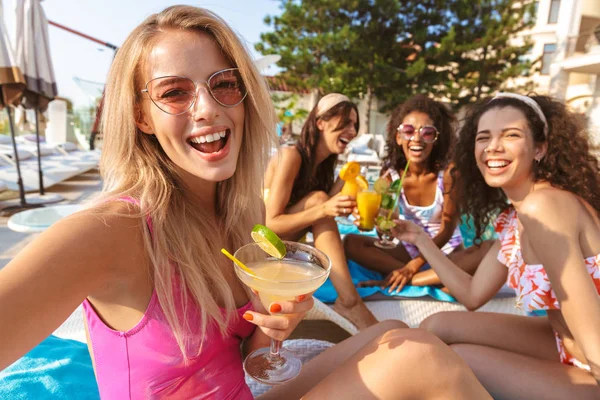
[392,93,600,399]
[346,95,492,293]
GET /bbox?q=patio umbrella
[0,0,28,211]
[15,0,58,198]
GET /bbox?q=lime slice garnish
[373,178,390,194]
[377,219,396,231]
[251,224,286,259]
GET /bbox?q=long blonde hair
[97,5,276,356]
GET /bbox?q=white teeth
[190,136,206,144]
[487,160,509,168]
[339,137,349,144]
[409,146,424,151]
[189,131,227,144]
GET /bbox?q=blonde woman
[0,6,491,399]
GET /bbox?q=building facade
[523,0,600,140]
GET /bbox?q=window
[541,43,556,75]
[548,0,560,24]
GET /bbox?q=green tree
[257,0,536,113]
[416,0,537,108]
[256,0,410,129]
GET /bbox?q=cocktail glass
[374,190,398,249]
[233,241,331,385]
[356,190,382,231]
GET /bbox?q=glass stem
[269,339,282,361]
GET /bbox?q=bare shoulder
[279,145,302,164]
[273,146,302,178]
[22,200,148,281]
[519,187,579,232]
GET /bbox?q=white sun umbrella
[14,0,61,203]
[254,54,281,72]
[0,0,30,213]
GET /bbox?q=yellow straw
[221,248,256,276]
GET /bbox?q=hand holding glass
[232,242,331,385]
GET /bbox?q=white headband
[316,93,350,118]
[491,92,548,137]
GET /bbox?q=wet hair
[291,100,359,205]
[453,94,600,243]
[383,94,456,173]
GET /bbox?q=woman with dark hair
[264,93,377,329]
[346,94,492,293]
[393,93,600,398]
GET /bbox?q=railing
[565,27,600,57]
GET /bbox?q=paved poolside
[0,169,102,270]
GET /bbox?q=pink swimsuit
[495,208,600,371]
[83,197,256,399]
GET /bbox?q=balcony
[561,26,600,74]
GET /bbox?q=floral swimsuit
[495,208,600,370]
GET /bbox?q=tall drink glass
[374,189,399,249]
[233,242,331,385]
[356,190,382,231]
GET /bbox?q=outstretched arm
[392,220,507,310]
[0,204,142,371]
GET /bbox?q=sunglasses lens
[421,126,437,142]
[400,124,415,139]
[209,69,246,106]
[147,77,195,114]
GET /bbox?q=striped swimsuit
[393,170,463,259]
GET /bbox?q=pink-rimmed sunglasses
[397,124,439,143]
[141,68,247,115]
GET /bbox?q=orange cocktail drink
[356,190,382,231]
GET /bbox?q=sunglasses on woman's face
[141,68,247,115]
[397,124,439,144]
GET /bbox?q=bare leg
[261,320,491,400]
[451,344,600,400]
[420,311,559,360]
[343,234,412,274]
[411,240,495,287]
[421,312,600,398]
[287,192,378,330]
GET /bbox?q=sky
[3,0,282,107]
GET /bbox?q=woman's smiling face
[474,106,544,189]
[396,111,436,165]
[137,29,245,187]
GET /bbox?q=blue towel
[314,259,457,303]
[327,221,456,302]
[0,335,99,400]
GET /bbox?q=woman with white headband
[264,93,378,329]
[391,93,600,398]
